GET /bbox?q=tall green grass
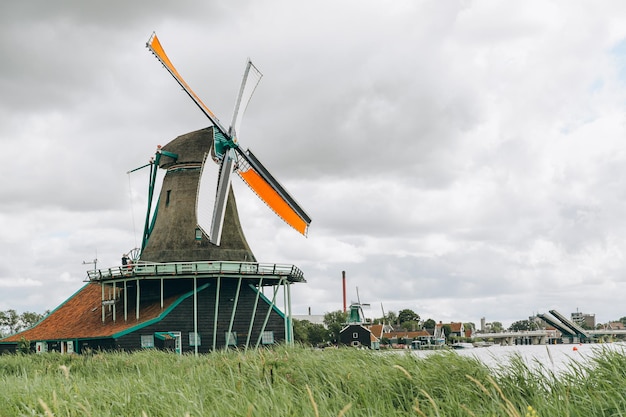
[0,345,625,416]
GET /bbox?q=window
[261,331,274,345]
[352,341,360,347]
[189,332,201,347]
[225,332,237,346]
[36,342,48,353]
[166,190,171,206]
[353,332,359,339]
[141,335,154,348]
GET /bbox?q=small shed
[339,303,373,348]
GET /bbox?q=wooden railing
[85,261,305,283]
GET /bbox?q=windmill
[347,286,370,324]
[144,33,311,251]
[0,34,310,355]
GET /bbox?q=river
[411,342,626,373]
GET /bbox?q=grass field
[1,345,626,416]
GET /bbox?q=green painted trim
[247,283,285,319]
[112,283,210,339]
[142,152,162,251]
[147,194,161,239]
[142,157,156,251]
[159,150,178,159]
[154,331,177,340]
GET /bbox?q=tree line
[294,308,444,346]
[293,309,570,347]
[296,310,626,347]
[0,309,49,337]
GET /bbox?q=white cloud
[0,278,42,288]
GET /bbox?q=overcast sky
[2,1,626,327]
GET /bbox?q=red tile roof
[435,322,464,332]
[383,330,430,339]
[450,322,463,333]
[368,324,384,338]
[1,283,177,342]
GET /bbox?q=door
[60,340,74,354]
[170,331,182,354]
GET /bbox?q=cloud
[0,278,42,288]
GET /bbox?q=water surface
[412,342,626,373]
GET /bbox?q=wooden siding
[339,324,372,348]
[0,344,16,354]
[115,277,287,352]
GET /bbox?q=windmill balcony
[85,260,305,284]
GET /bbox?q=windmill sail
[236,149,311,235]
[196,151,219,241]
[230,60,263,140]
[146,33,229,135]
[210,153,235,246]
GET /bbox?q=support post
[245,278,263,351]
[212,277,221,350]
[124,280,128,322]
[112,281,116,322]
[193,277,198,356]
[283,283,288,344]
[287,282,293,345]
[255,278,284,348]
[101,282,105,323]
[226,277,242,349]
[136,279,140,320]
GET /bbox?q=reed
[0,345,625,416]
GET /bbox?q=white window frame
[141,334,155,348]
[189,332,201,347]
[225,331,237,346]
[261,331,274,345]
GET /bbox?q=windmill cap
[158,127,215,169]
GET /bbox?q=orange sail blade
[238,167,309,235]
[146,33,228,134]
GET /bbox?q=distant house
[435,322,465,338]
[449,322,465,337]
[383,330,432,348]
[367,323,394,340]
[339,304,375,349]
[340,324,374,348]
[366,323,398,349]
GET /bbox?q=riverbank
[1,344,626,415]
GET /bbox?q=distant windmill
[145,33,311,249]
[348,286,370,324]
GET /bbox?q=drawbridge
[537,310,590,340]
